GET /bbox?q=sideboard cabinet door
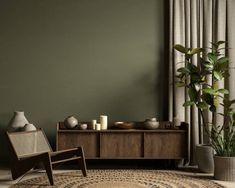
[57,132,99,158]
[144,132,187,159]
[100,132,142,158]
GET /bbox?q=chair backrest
[7,129,52,159]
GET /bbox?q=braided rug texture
[10,170,224,188]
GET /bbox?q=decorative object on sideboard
[95,123,101,130]
[78,123,88,130]
[7,111,29,132]
[173,117,181,127]
[100,115,108,130]
[22,123,37,131]
[164,121,172,129]
[113,122,135,129]
[64,115,78,129]
[144,118,159,130]
[91,120,97,130]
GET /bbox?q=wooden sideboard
[56,122,188,161]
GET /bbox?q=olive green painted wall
[0,0,166,163]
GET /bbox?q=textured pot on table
[144,118,159,129]
[78,123,88,130]
[64,116,78,129]
[7,111,29,132]
[214,155,235,181]
[22,123,37,131]
[196,144,214,173]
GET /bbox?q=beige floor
[0,167,235,188]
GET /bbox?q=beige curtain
[168,0,235,164]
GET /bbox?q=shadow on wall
[156,49,168,121]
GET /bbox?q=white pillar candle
[100,115,108,130]
[173,117,181,127]
[95,123,101,131]
[91,120,97,130]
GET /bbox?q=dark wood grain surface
[100,132,142,158]
[144,132,187,159]
[57,132,99,158]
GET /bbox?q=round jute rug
[10,170,224,188]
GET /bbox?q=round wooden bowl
[113,122,135,129]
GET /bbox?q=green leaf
[217,57,229,64]
[176,73,184,79]
[189,48,204,55]
[187,63,199,73]
[177,67,191,74]
[189,87,198,102]
[217,89,229,94]
[202,93,214,105]
[209,105,216,112]
[215,57,229,72]
[202,62,214,69]
[185,54,193,59]
[203,88,217,95]
[230,100,235,104]
[213,71,223,80]
[218,113,225,117]
[223,99,235,109]
[216,41,226,46]
[174,44,188,54]
[208,52,217,63]
[214,98,218,107]
[183,101,195,107]
[197,102,208,110]
[176,81,185,87]
[191,73,202,83]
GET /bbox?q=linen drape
[168,0,235,164]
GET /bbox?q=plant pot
[214,155,235,181]
[196,144,214,173]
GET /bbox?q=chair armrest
[19,152,49,160]
[51,148,79,155]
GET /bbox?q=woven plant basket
[214,155,235,181]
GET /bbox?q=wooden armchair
[6,129,87,185]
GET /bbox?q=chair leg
[10,153,48,180]
[43,153,54,185]
[77,147,87,177]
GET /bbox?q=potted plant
[174,41,235,181]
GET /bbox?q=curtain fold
[168,0,235,165]
[227,0,235,100]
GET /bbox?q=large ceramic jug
[7,111,29,132]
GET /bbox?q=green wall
[0,0,166,163]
